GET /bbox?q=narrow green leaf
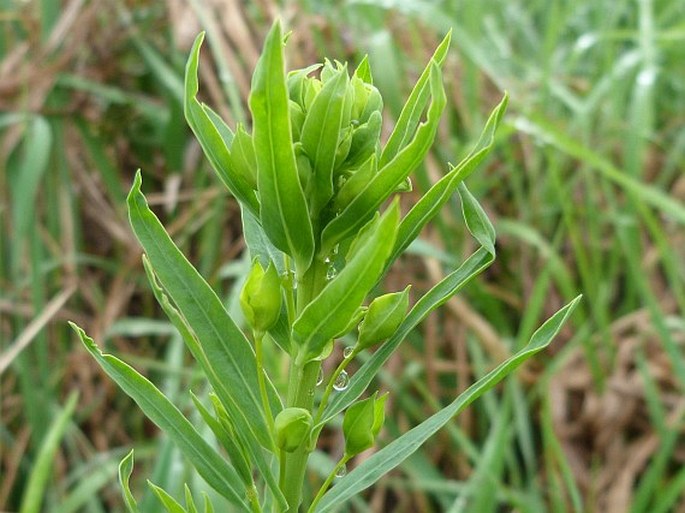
[9,115,52,268]
[379,30,451,166]
[301,65,350,215]
[127,173,277,451]
[249,20,315,271]
[19,392,77,513]
[458,183,496,255]
[354,55,372,84]
[185,486,200,513]
[319,246,494,427]
[390,94,508,262]
[119,451,140,513]
[133,204,285,510]
[184,33,259,214]
[190,392,253,486]
[241,206,286,276]
[148,481,187,513]
[314,296,582,512]
[71,324,247,507]
[320,62,446,255]
[294,202,400,363]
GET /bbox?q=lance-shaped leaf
[184,33,259,214]
[379,30,451,166]
[318,246,493,428]
[293,201,400,363]
[320,62,446,256]
[319,186,497,428]
[71,324,247,507]
[249,21,314,271]
[314,296,582,512]
[127,173,276,448]
[118,451,140,513]
[148,482,187,513]
[190,392,253,487]
[301,65,350,215]
[390,94,508,263]
[130,183,286,510]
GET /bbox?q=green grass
[1,0,684,511]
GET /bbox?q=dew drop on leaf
[326,266,338,281]
[333,370,349,391]
[316,368,324,386]
[335,464,347,478]
[343,346,354,358]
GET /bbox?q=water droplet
[333,370,349,391]
[335,464,347,478]
[316,368,324,386]
[324,257,331,264]
[343,346,354,358]
[326,266,338,281]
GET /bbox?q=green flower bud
[357,286,410,351]
[342,392,387,457]
[274,407,313,452]
[240,260,282,332]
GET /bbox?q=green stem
[255,330,275,437]
[248,484,263,513]
[281,258,327,512]
[306,455,352,513]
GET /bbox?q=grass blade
[19,392,78,513]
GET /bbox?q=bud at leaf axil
[275,407,313,452]
[357,286,410,351]
[343,392,387,457]
[240,260,282,332]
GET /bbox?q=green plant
[70,20,580,512]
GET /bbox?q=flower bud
[343,392,387,457]
[240,260,282,332]
[357,286,410,351]
[274,407,313,452]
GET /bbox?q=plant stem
[248,484,263,513]
[255,330,275,437]
[281,258,327,512]
[306,455,352,513]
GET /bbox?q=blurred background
[1,0,684,511]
